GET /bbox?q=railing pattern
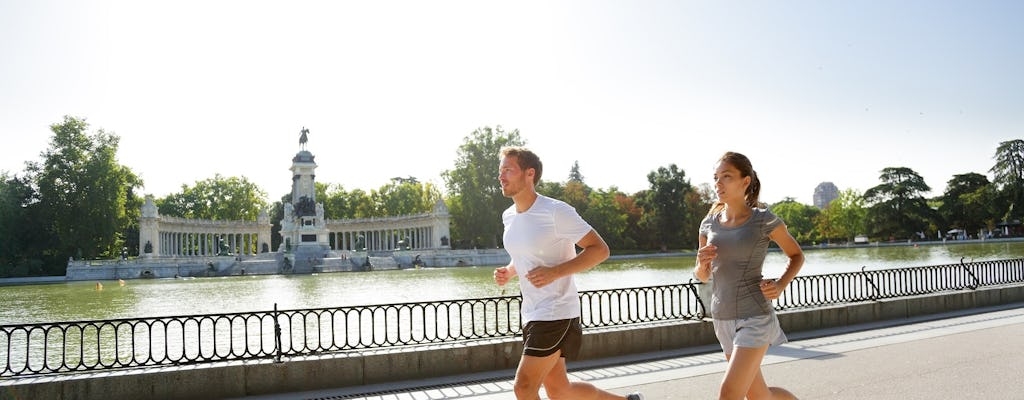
[776,258,1024,309]
[2,258,1022,378]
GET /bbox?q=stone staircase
[368,256,401,270]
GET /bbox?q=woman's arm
[761,224,804,299]
[695,234,714,283]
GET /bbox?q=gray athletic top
[699,208,784,320]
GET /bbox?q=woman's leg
[746,368,798,399]
[719,345,768,400]
[721,348,797,400]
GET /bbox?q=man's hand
[526,266,561,288]
[494,266,514,286]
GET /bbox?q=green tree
[638,164,693,251]
[563,181,590,214]
[29,116,143,263]
[158,174,268,221]
[770,198,821,245]
[317,182,352,219]
[0,173,37,275]
[682,183,717,249]
[441,126,524,249]
[815,189,868,243]
[375,178,441,216]
[347,188,377,218]
[581,188,629,250]
[990,139,1024,221]
[863,167,934,240]
[268,193,289,251]
[560,159,591,213]
[615,192,644,251]
[938,173,993,235]
[959,185,1000,237]
[536,181,565,200]
[121,184,144,258]
[568,161,584,183]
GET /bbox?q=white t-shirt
[502,195,593,324]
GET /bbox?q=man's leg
[540,356,628,400]
[513,351,562,400]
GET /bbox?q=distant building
[813,182,840,209]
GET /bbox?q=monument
[65,126,507,281]
[278,127,331,273]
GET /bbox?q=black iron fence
[2,258,1022,378]
[777,257,1024,309]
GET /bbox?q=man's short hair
[500,146,543,185]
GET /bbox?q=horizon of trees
[2,116,1022,277]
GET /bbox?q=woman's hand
[697,244,717,265]
[760,279,784,300]
[694,243,717,283]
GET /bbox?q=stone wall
[64,255,284,280]
[65,249,513,281]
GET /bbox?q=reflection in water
[2,241,1022,326]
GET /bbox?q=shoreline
[610,236,1024,260]
[4,237,1022,286]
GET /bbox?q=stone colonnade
[328,225,433,251]
[138,196,273,257]
[154,221,270,256]
[326,212,450,252]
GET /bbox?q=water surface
[2,241,1021,325]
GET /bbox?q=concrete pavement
[234,302,1024,400]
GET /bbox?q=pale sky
[2,1,1021,205]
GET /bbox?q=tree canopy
[990,139,1024,220]
[939,173,994,234]
[770,198,820,245]
[441,126,524,248]
[864,167,933,240]
[638,164,694,250]
[27,116,143,261]
[815,189,868,242]
[6,116,1024,277]
[568,161,584,183]
[158,174,268,221]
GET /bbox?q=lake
[2,240,1022,326]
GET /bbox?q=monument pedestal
[289,244,330,274]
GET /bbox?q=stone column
[139,196,160,257]
[258,209,271,254]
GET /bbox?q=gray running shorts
[713,310,787,355]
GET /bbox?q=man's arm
[525,230,609,288]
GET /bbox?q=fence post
[862,266,880,301]
[273,303,283,363]
[961,257,980,290]
[688,279,710,319]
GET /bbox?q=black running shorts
[522,317,582,359]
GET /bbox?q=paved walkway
[236,302,1024,400]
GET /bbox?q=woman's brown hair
[707,151,764,216]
